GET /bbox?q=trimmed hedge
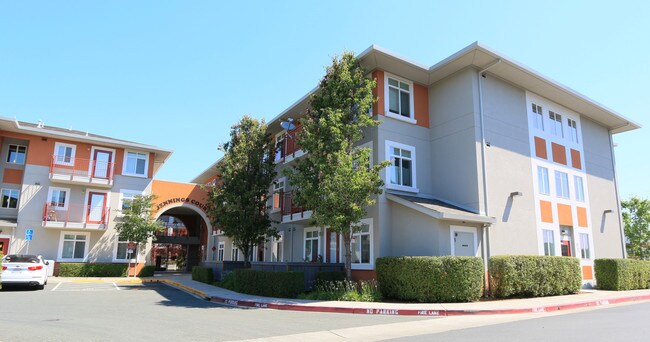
[489,256,581,298]
[192,266,214,284]
[315,271,346,283]
[58,263,128,277]
[234,269,304,298]
[137,265,156,277]
[376,256,484,303]
[594,258,650,290]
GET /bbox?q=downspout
[608,130,627,258]
[477,59,501,296]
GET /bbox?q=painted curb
[142,279,210,300]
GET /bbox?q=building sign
[155,197,208,213]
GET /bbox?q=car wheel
[38,284,45,290]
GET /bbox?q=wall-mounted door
[561,240,572,257]
[0,238,9,255]
[451,226,478,257]
[87,192,107,224]
[92,149,113,179]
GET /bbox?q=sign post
[127,242,137,277]
[25,229,34,254]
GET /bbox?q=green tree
[206,115,277,265]
[622,197,650,259]
[115,194,163,274]
[285,52,390,279]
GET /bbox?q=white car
[1,254,49,289]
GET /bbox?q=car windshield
[3,255,40,263]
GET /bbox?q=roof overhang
[386,193,496,224]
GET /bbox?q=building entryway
[153,206,209,272]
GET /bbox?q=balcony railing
[275,125,305,163]
[42,203,110,229]
[50,155,114,187]
[281,190,311,222]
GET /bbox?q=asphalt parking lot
[0,282,429,341]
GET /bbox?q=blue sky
[1,1,648,199]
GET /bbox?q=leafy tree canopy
[623,197,650,259]
[115,194,163,246]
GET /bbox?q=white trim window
[0,189,20,209]
[7,144,27,164]
[231,245,239,261]
[272,232,283,262]
[59,232,89,261]
[119,189,143,211]
[115,237,137,261]
[579,233,591,259]
[543,229,555,256]
[386,141,417,192]
[274,132,286,162]
[217,242,225,261]
[123,151,149,177]
[568,118,579,143]
[549,111,563,138]
[272,178,286,211]
[385,73,415,123]
[48,187,71,210]
[351,220,372,267]
[537,166,550,195]
[54,142,76,166]
[574,176,585,202]
[304,227,320,262]
[555,171,570,199]
[531,103,544,130]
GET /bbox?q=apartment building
[0,117,213,274]
[193,42,639,285]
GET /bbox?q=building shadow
[119,282,239,310]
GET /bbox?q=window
[385,74,414,121]
[54,143,76,166]
[1,189,19,209]
[574,176,585,202]
[531,104,544,130]
[351,222,372,265]
[304,228,320,262]
[231,245,239,261]
[549,111,563,138]
[123,151,148,177]
[568,118,579,143]
[7,144,27,164]
[386,141,416,191]
[543,230,555,256]
[272,178,285,211]
[47,187,70,210]
[555,171,570,199]
[579,233,591,259]
[537,166,550,195]
[61,233,88,260]
[272,233,283,262]
[120,190,142,211]
[217,242,225,261]
[115,237,137,261]
[274,132,286,162]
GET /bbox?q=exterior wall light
[509,191,523,197]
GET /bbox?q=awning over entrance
[386,193,495,224]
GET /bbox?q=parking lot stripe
[51,283,63,291]
[113,282,120,290]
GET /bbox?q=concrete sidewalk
[49,274,650,316]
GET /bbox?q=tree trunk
[343,231,352,281]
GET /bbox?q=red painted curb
[207,293,650,316]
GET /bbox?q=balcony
[49,155,114,187]
[42,203,110,230]
[275,125,306,164]
[281,190,312,223]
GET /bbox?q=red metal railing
[50,155,115,181]
[42,203,110,226]
[281,190,307,221]
[275,125,303,162]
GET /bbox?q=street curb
[142,279,210,300]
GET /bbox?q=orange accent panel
[534,137,547,159]
[582,265,593,280]
[577,207,588,227]
[151,180,209,216]
[113,149,124,176]
[552,142,567,165]
[351,270,377,282]
[148,152,155,178]
[372,70,385,116]
[540,200,553,223]
[557,204,573,226]
[414,83,429,128]
[2,169,23,184]
[571,149,582,170]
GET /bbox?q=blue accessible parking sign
[25,229,33,241]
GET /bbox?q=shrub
[489,255,581,298]
[137,265,155,277]
[233,269,303,298]
[594,258,650,290]
[58,263,128,277]
[191,266,214,284]
[214,271,236,290]
[376,256,483,303]
[315,271,346,283]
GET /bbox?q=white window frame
[579,233,591,260]
[531,103,544,131]
[58,231,90,261]
[53,142,77,166]
[274,131,286,163]
[385,140,418,193]
[303,227,321,262]
[47,186,71,210]
[271,177,286,212]
[542,229,555,256]
[7,144,27,165]
[231,245,240,261]
[0,188,20,209]
[574,176,585,202]
[384,72,416,124]
[537,166,550,195]
[272,232,284,262]
[450,226,478,257]
[568,118,579,143]
[549,111,564,138]
[555,171,570,199]
[349,218,373,270]
[119,189,144,213]
[122,150,149,178]
[113,236,138,262]
[217,242,225,261]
